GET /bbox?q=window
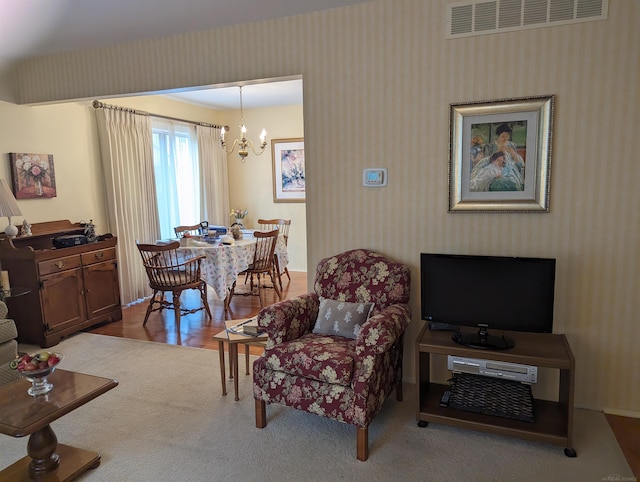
[152,119,200,240]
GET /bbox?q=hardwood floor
[88,270,309,354]
[605,414,640,478]
[87,270,638,476]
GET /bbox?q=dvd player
[447,355,538,384]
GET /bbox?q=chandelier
[220,86,267,162]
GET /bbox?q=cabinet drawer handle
[95,252,104,260]
[55,261,65,269]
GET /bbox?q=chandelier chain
[239,86,244,126]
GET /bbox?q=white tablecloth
[178,234,288,301]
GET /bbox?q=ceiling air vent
[446,0,608,38]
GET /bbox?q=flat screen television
[420,253,556,350]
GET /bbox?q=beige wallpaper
[4,0,639,414]
[0,101,107,227]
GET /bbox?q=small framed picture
[448,95,554,212]
[271,138,305,203]
[9,153,57,199]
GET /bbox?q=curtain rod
[92,100,225,130]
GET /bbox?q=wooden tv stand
[416,325,576,456]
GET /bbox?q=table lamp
[0,179,22,238]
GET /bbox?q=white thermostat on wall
[363,168,387,187]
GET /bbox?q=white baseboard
[604,407,640,419]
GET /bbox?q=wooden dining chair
[257,218,291,290]
[136,241,212,325]
[227,229,282,309]
[174,221,208,238]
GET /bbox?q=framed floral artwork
[9,153,57,199]
[271,138,305,203]
[449,95,554,212]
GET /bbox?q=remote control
[440,390,452,407]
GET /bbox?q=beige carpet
[1,333,633,481]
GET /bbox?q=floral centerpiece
[230,209,248,227]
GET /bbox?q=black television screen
[420,253,556,349]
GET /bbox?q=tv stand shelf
[416,325,576,456]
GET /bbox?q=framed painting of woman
[448,95,554,212]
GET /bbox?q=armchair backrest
[313,249,411,312]
[257,219,291,245]
[174,222,207,238]
[136,241,203,289]
[250,229,280,272]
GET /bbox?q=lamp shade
[0,179,21,217]
[0,179,21,237]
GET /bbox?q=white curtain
[152,119,200,239]
[95,107,159,305]
[197,125,229,227]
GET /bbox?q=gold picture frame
[449,95,554,213]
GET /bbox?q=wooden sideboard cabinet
[0,220,122,347]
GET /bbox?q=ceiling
[0,0,368,109]
[165,78,304,110]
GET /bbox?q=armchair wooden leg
[255,399,267,428]
[200,283,212,319]
[173,290,181,326]
[357,426,369,461]
[274,255,284,291]
[142,291,157,326]
[225,282,236,312]
[396,380,403,401]
[255,274,264,308]
[269,269,282,300]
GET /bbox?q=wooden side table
[212,319,267,401]
[0,369,118,480]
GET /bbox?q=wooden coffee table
[213,319,267,401]
[0,369,118,481]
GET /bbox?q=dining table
[178,229,288,309]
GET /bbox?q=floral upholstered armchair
[253,249,411,461]
[0,301,20,386]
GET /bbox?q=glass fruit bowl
[11,352,64,396]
